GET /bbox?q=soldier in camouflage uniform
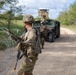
[40,15,48,49]
[40,22,45,49]
[41,15,47,23]
[17,14,39,75]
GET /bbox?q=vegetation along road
[0,27,76,75]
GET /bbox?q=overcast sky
[18,0,75,19]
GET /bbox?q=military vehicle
[44,19,60,42]
[32,19,60,42]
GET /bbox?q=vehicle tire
[48,32,55,42]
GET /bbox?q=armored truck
[44,19,60,42]
[32,19,60,42]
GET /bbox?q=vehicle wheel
[48,32,55,42]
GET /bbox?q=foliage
[0,0,25,50]
[35,16,41,21]
[0,0,5,8]
[0,0,24,28]
[0,42,7,50]
[15,14,23,20]
[0,20,24,50]
[57,1,76,25]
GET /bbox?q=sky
[17,0,75,19]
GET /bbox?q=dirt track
[0,27,76,75]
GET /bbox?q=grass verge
[61,25,76,33]
[0,20,24,50]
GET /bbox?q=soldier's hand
[20,42,29,47]
[20,42,33,46]
[18,42,27,50]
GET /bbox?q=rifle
[8,30,23,43]
[6,30,28,70]
[14,47,27,70]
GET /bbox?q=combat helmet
[23,14,35,23]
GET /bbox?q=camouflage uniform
[39,15,48,48]
[17,14,38,75]
[40,19,48,49]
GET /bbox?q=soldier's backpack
[34,27,42,54]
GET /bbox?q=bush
[0,42,7,50]
[0,20,24,50]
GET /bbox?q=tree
[0,0,5,8]
[57,1,76,25]
[57,11,69,25]
[15,14,23,20]
[0,0,24,29]
[68,1,76,25]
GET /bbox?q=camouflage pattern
[17,14,39,75]
[23,14,35,23]
[40,37,45,49]
[41,15,47,23]
[40,22,48,49]
[17,28,38,75]
[18,56,37,75]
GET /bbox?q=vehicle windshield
[45,20,55,27]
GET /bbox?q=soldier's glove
[20,42,29,46]
[19,42,28,51]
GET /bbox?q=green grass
[0,42,7,50]
[0,31,9,38]
[0,20,24,35]
[13,20,23,26]
[0,20,24,50]
[61,25,76,33]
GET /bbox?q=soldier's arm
[21,30,36,46]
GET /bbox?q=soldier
[40,15,48,49]
[41,15,46,22]
[40,22,45,49]
[40,22,49,48]
[17,14,40,75]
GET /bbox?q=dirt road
[0,27,76,75]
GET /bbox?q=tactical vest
[23,28,41,54]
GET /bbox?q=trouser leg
[18,57,37,75]
[41,37,45,49]
[18,69,23,75]
[24,72,33,75]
